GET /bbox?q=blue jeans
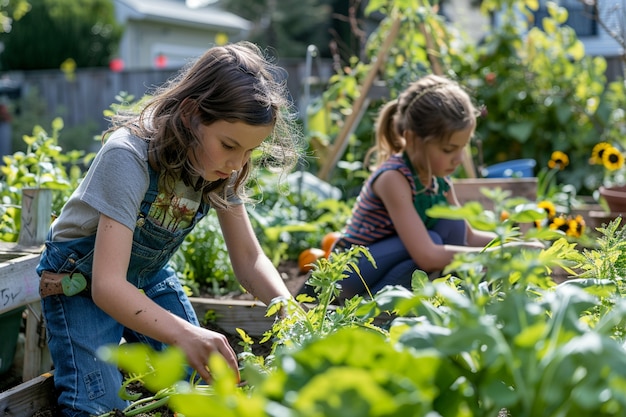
[38,240,198,416]
[36,164,208,416]
[337,218,466,300]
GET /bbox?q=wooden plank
[22,302,52,382]
[18,188,52,248]
[453,177,538,211]
[190,297,275,337]
[0,253,41,315]
[0,371,55,416]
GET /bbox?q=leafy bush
[99,213,626,417]
[0,117,95,241]
[170,212,239,297]
[171,169,353,296]
[0,0,123,70]
[307,0,626,195]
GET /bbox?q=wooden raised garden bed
[0,295,279,415]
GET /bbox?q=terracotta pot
[599,185,626,213]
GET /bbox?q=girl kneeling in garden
[325,74,541,301]
[36,42,302,417]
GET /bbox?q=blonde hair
[105,41,303,208]
[366,74,477,169]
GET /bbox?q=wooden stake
[317,17,402,181]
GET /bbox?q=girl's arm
[446,182,498,247]
[91,214,239,382]
[217,204,293,305]
[373,170,494,272]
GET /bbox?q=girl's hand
[175,325,241,383]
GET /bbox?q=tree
[221,0,335,58]
[0,0,30,33]
[0,0,123,70]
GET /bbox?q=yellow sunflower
[590,142,612,165]
[602,146,625,171]
[537,200,556,219]
[548,214,585,238]
[547,151,569,170]
[566,215,585,238]
[549,216,569,234]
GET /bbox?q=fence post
[18,188,52,247]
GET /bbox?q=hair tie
[407,83,447,109]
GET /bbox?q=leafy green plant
[0,117,95,241]
[170,169,353,296]
[170,211,239,297]
[306,0,626,195]
[246,171,353,264]
[464,0,623,194]
[96,199,626,417]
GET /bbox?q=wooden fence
[2,55,621,143]
[2,58,334,134]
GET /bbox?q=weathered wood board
[190,297,276,337]
[0,252,41,315]
[0,371,55,416]
[453,177,538,210]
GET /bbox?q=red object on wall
[109,58,124,72]
[154,54,167,69]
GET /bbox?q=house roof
[115,0,251,33]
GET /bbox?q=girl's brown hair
[366,74,477,169]
[105,41,303,208]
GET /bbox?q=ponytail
[364,99,406,170]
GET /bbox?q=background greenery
[0,0,122,71]
[304,0,626,197]
[0,0,624,296]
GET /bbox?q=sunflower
[566,215,586,238]
[602,146,625,171]
[547,151,569,170]
[547,214,585,238]
[549,216,569,234]
[590,142,612,165]
[537,200,556,219]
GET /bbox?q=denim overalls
[36,166,210,417]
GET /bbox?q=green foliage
[99,216,626,417]
[307,0,626,195]
[221,0,334,58]
[247,173,352,263]
[257,246,383,355]
[0,0,30,33]
[170,171,353,296]
[0,117,95,241]
[0,0,123,70]
[170,212,239,297]
[463,0,623,193]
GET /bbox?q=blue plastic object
[481,159,536,178]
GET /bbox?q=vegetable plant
[95,195,626,416]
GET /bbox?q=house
[113,0,251,70]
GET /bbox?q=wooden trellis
[316,15,476,181]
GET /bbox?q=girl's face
[424,126,474,177]
[190,120,273,181]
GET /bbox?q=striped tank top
[337,153,450,248]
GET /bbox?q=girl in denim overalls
[36,42,303,417]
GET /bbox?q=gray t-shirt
[50,128,239,241]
